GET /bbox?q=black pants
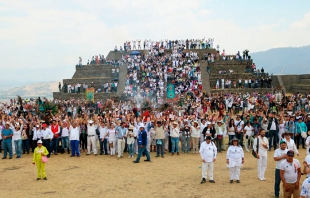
[294,134,305,149]
[0,139,2,153]
[80,133,87,150]
[32,139,38,152]
[42,139,51,157]
[236,132,244,147]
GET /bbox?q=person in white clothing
[282,132,299,156]
[86,120,98,155]
[200,136,217,184]
[126,125,135,158]
[226,137,244,183]
[305,133,310,156]
[300,155,310,198]
[253,129,269,181]
[68,119,81,157]
[243,122,254,152]
[280,150,301,198]
[105,123,116,156]
[32,125,42,149]
[273,139,288,198]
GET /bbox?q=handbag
[217,135,223,140]
[252,137,259,158]
[299,125,307,139]
[42,156,48,163]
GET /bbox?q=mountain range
[251,45,310,75]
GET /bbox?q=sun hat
[230,137,240,144]
[138,123,145,128]
[88,120,94,124]
[37,140,43,144]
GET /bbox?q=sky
[1,0,310,87]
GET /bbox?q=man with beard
[253,129,269,181]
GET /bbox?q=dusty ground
[1,140,307,198]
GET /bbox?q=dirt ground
[1,140,307,198]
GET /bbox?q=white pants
[229,166,241,180]
[109,141,116,155]
[202,162,214,180]
[87,136,97,155]
[147,137,151,152]
[117,139,125,157]
[12,139,16,154]
[257,155,267,179]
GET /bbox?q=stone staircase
[289,74,310,93]
[206,60,274,94]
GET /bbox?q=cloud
[0,0,309,85]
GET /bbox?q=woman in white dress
[226,137,244,183]
[104,123,116,157]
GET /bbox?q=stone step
[299,79,310,84]
[63,77,115,89]
[290,84,310,91]
[53,92,121,101]
[299,74,310,79]
[210,88,273,94]
[209,73,268,79]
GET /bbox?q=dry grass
[1,140,307,198]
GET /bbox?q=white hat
[138,123,145,128]
[36,125,39,127]
[15,123,20,127]
[206,121,211,125]
[37,140,43,144]
[5,122,10,125]
[88,120,94,124]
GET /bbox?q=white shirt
[32,128,41,140]
[99,126,108,139]
[274,148,288,169]
[62,127,69,137]
[235,120,244,132]
[226,145,244,167]
[300,177,310,197]
[280,159,300,183]
[253,136,269,156]
[41,128,54,139]
[69,126,80,140]
[87,124,98,135]
[199,141,217,162]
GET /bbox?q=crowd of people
[2,90,310,196]
[115,38,215,52]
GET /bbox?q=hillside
[0,81,59,100]
[251,45,310,75]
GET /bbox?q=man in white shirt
[32,124,41,151]
[280,150,301,198]
[86,120,98,156]
[41,124,53,158]
[253,129,269,181]
[273,140,288,198]
[199,136,217,184]
[68,119,81,157]
[99,122,108,155]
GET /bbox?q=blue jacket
[138,129,147,146]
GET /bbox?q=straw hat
[230,137,240,144]
[282,131,293,138]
